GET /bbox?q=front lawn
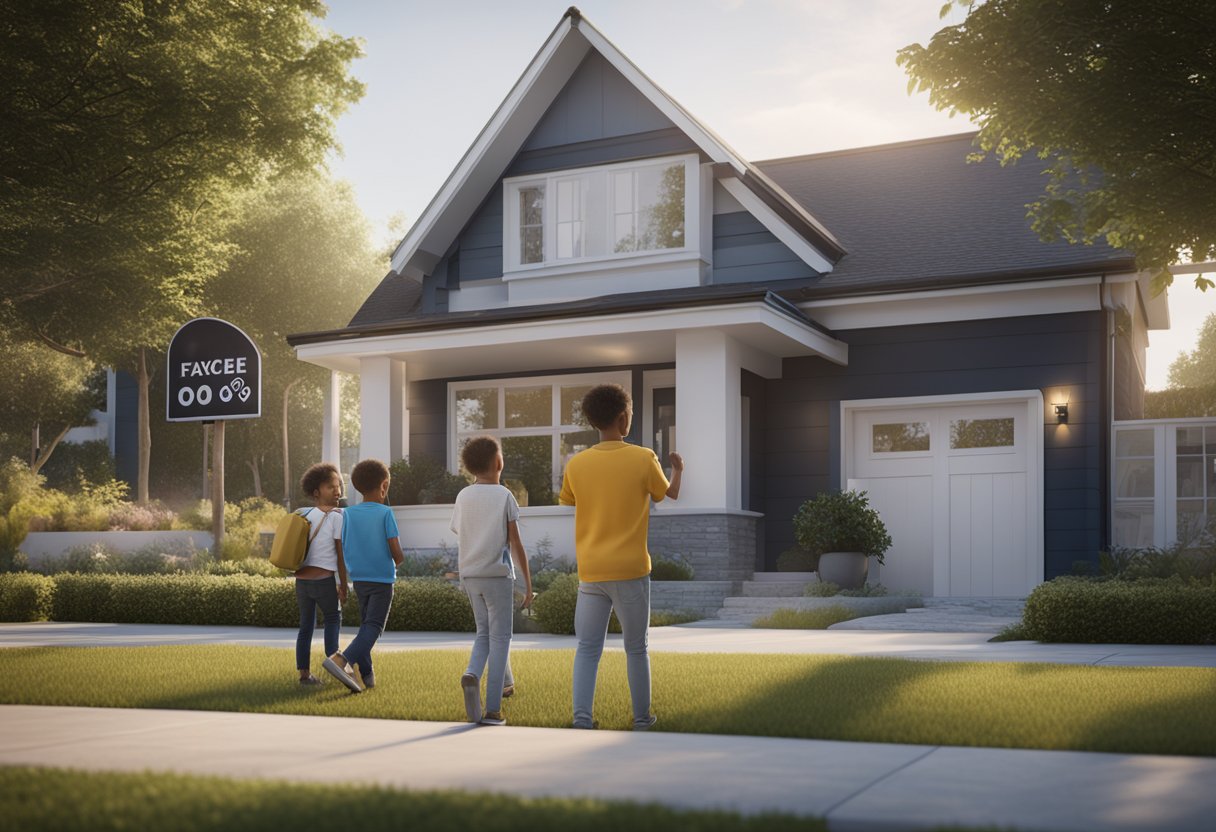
[1,646,1213,756]
[0,767,826,832]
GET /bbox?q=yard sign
[166,318,262,422]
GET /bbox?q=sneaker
[501,684,514,699]
[480,711,506,726]
[298,674,322,686]
[461,673,482,723]
[571,720,599,730]
[322,656,363,693]
[633,714,658,732]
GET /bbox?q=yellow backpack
[269,508,325,571]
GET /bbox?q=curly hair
[300,463,340,499]
[460,435,500,476]
[350,458,390,495]
[580,383,632,430]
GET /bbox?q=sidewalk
[2,705,1213,832]
[3,621,1215,666]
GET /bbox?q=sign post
[167,318,262,556]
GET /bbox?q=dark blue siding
[762,312,1106,579]
[523,52,674,150]
[712,211,817,284]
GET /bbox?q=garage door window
[950,418,1015,450]
[872,422,930,453]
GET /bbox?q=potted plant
[793,490,892,590]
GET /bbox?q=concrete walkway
[2,705,1213,832]
[3,621,1215,666]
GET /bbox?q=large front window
[450,372,630,505]
[504,155,693,272]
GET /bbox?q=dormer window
[504,154,697,274]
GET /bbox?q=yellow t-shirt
[558,441,670,582]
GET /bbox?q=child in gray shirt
[450,436,533,725]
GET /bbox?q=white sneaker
[322,657,362,693]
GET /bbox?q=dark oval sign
[166,318,261,422]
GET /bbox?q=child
[450,436,533,725]
[294,463,348,685]
[322,458,404,693]
[558,383,683,730]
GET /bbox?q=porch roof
[290,287,847,380]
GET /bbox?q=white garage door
[845,394,1043,597]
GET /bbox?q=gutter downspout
[1099,275,1120,553]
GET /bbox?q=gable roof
[388,7,844,283]
[757,133,1135,296]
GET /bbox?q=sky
[319,0,1212,391]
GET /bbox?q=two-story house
[288,9,1168,598]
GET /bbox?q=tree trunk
[137,347,151,502]
[246,455,263,498]
[211,420,225,557]
[202,423,211,499]
[282,378,301,508]
[31,425,71,475]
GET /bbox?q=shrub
[388,456,471,505]
[204,558,280,578]
[751,606,857,629]
[221,498,287,560]
[38,440,115,493]
[531,572,580,635]
[397,550,455,578]
[0,573,55,621]
[1098,542,1216,582]
[650,553,693,581]
[1022,577,1216,644]
[804,580,840,597]
[389,578,475,631]
[794,490,892,564]
[777,547,817,572]
[839,583,889,597]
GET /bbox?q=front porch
[292,290,848,580]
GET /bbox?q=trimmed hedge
[0,573,475,632]
[1023,577,1216,644]
[531,573,580,635]
[0,573,55,621]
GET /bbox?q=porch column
[674,329,742,510]
[321,370,340,466]
[359,357,409,464]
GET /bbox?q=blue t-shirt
[340,502,399,584]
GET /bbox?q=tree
[0,0,364,499]
[1168,313,1216,389]
[0,332,100,473]
[898,0,1216,294]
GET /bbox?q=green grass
[0,767,825,832]
[1,646,1214,756]
[751,606,857,629]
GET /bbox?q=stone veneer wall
[650,581,735,616]
[647,511,760,585]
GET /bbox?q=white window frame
[448,371,632,495]
[502,153,699,276]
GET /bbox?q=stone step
[740,580,814,597]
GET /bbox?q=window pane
[1177,499,1206,538]
[455,388,497,432]
[872,422,929,453]
[1115,429,1154,458]
[1113,503,1154,549]
[502,435,555,507]
[520,226,543,265]
[1208,453,1216,497]
[520,186,544,226]
[505,386,552,428]
[1177,458,1204,498]
[637,162,685,251]
[561,428,598,471]
[1116,459,1154,499]
[560,384,593,427]
[1177,427,1204,455]
[519,186,544,265]
[950,418,1014,449]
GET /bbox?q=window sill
[502,249,703,282]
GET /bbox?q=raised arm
[666,451,684,501]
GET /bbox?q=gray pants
[461,575,515,713]
[572,576,651,729]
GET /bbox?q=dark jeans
[295,577,341,671]
[340,581,394,676]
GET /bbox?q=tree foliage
[898,0,1216,293]
[1167,313,1216,389]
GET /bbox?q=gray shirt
[450,484,520,578]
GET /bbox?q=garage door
[845,395,1043,597]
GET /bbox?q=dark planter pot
[817,552,868,590]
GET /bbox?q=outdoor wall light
[1054,403,1069,424]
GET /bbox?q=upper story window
[504,154,696,273]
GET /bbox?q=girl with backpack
[293,463,348,685]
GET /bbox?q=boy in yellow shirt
[558,383,683,730]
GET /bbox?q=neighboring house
[61,368,140,487]
[288,9,1176,597]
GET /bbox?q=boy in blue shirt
[323,459,404,693]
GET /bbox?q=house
[288,8,1175,598]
